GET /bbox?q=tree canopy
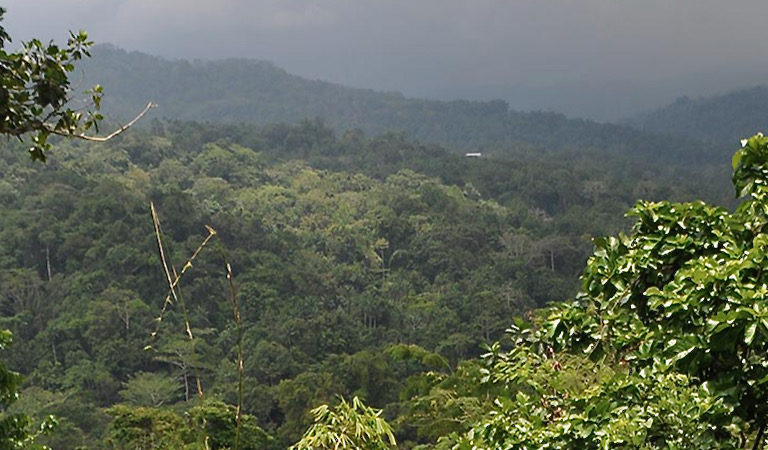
[0,10,151,447]
[444,134,768,448]
[2,7,765,448]
[0,115,746,447]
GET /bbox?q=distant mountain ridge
[80,45,722,162]
[624,86,768,144]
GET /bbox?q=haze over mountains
[9,0,768,122]
[9,26,768,450]
[625,86,768,144]
[81,45,739,164]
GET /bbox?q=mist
[4,0,768,120]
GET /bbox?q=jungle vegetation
[2,11,768,449]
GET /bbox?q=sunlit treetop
[457,134,768,448]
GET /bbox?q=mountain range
[80,45,742,163]
[623,86,768,144]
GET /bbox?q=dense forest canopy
[0,117,752,448]
[2,11,768,449]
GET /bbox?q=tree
[105,405,187,450]
[188,401,276,450]
[290,396,396,450]
[0,9,152,446]
[106,402,276,449]
[0,7,153,162]
[460,134,768,449]
[119,372,180,407]
[0,330,55,449]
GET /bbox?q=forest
[625,86,768,144]
[79,46,726,163]
[4,8,768,450]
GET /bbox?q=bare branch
[52,101,157,142]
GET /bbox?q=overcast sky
[4,1,768,120]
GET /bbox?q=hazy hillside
[6,33,764,450]
[625,86,768,143]
[80,45,723,162]
[9,2,768,447]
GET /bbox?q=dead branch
[52,101,157,142]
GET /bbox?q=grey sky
[4,1,768,120]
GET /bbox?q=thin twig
[51,101,156,142]
[148,207,216,341]
[753,423,766,450]
[225,260,244,450]
[149,202,206,400]
[150,202,179,311]
[170,263,204,400]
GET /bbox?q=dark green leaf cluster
[106,401,276,449]
[458,134,768,448]
[0,118,728,447]
[0,7,103,162]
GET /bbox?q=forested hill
[624,85,768,143]
[81,45,721,162]
[0,119,736,448]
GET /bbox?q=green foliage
[8,387,105,449]
[290,396,396,450]
[461,342,738,449]
[395,360,492,446]
[0,329,30,448]
[106,402,275,449]
[188,401,276,450]
[106,405,187,449]
[119,372,180,407]
[0,330,56,449]
[0,112,741,445]
[387,344,450,371]
[0,8,103,161]
[459,134,768,448]
[0,331,22,407]
[80,45,722,163]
